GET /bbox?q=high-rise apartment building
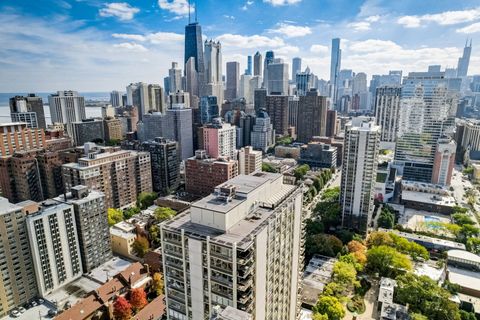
[203,118,237,159]
[288,96,299,132]
[351,72,368,111]
[263,50,275,88]
[239,114,256,147]
[254,88,267,114]
[340,117,380,233]
[374,86,402,143]
[200,95,219,124]
[110,90,123,107]
[395,71,458,182]
[431,138,456,186]
[160,173,304,320]
[71,119,105,146]
[297,89,327,143]
[137,112,165,142]
[326,110,338,138]
[9,94,46,129]
[329,38,342,107]
[141,138,180,195]
[204,40,224,103]
[459,119,480,157]
[265,95,289,136]
[126,83,164,119]
[26,200,83,297]
[0,122,45,157]
[253,51,262,77]
[226,61,240,101]
[62,145,152,209]
[0,198,38,317]
[267,60,289,95]
[296,67,314,96]
[103,117,123,141]
[251,110,275,152]
[185,150,238,196]
[48,91,86,133]
[292,57,302,80]
[238,146,262,175]
[55,186,112,273]
[164,103,194,160]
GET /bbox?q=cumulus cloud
[99,2,139,21]
[263,0,301,6]
[348,39,402,53]
[158,0,193,17]
[241,1,254,11]
[275,45,300,55]
[457,22,480,34]
[270,23,312,38]
[310,44,329,54]
[398,7,480,28]
[113,42,148,52]
[112,32,184,43]
[216,34,285,49]
[347,21,371,31]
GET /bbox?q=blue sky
[1,0,480,91]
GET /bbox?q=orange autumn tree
[129,287,148,312]
[113,296,132,320]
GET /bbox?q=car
[18,307,26,313]
[10,310,20,318]
[31,301,38,307]
[47,309,58,317]
[38,298,44,304]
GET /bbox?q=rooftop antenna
[195,0,198,23]
[188,0,191,24]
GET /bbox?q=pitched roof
[133,295,166,320]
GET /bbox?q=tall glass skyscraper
[395,71,458,182]
[184,22,205,75]
[457,40,472,77]
[329,38,341,108]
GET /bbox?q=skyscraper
[168,62,183,95]
[340,117,380,233]
[226,61,240,101]
[457,40,472,77]
[184,22,205,75]
[110,90,123,107]
[292,57,302,80]
[160,173,304,320]
[374,86,402,143]
[164,103,194,160]
[251,109,275,152]
[395,71,458,182]
[9,94,46,129]
[329,38,341,108]
[267,59,289,95]
[204,40,224,103]
[352,72,368,110]
[200,95,219,124]
[141,138,180,195]
[253,51,262,77]
[297,89,327,143]
[48,91,86,133]
[0,198,38,317]
[263,50,275,88]
[246,55,253,75]
[265,95,289,135]
[296,67,314,96]
[126,83,164,119]
[185,57,199,99]
[431,138,456,186]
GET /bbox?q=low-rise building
[110,221,137,258]
[301,255,337,308]
[400,180,456,214]
[299,142,337,169]
[275,144,301,159]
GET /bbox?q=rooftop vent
[214,184,236,203]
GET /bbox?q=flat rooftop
[86,256,132,283]
[302,255,337,306]
[384,229,466,250]
[448,266,480,291]
[401,190,456,207]
[0,198,21,216]
[45,276,101,310]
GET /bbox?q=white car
[10,310,20,318]
[18,307,26,313]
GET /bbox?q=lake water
[0,92,109,125]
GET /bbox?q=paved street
[304,170,342,218]
[450,165,480,226]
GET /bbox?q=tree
[123,206,141,219]
[366,231,393,248]
[306,234,343,259]
[313,177,324,192]
[459,224,480,241]
[305,219,325,235]
[149,225,161,247]
[347,240,366,253]
[314,201,342,230]
[312,313,329,320]
[113,296,132,320]
[452,213,475,226]
[137,192,158,209]
[389,233,429,261]
[132,236,150,258]
[129,287,148,311]
[396,273,461,320]
[294,164,310,180]
[460,310,477,320]
[154,207,176,221]
[466,237,480,253]
[378,207,395,229]
[152,272,164,296]
[314,296,345,320]
[410,313,429,320]
[321,187,340,202]
[108,208,124,226]
[366,245,412,278]
[332,261,358,288]
[262,162,277,173]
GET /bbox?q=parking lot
[3,299,57,320]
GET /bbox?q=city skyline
[1,0,480,92]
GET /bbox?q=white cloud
[216,34,285,49]
[270,23,312,38]
[275,45,300,55]
[347,21,371,31]
[310,44,328,54]
[158,0,193,17]
[263,0,301,6]
[99,2,139,21]
[365,15,380,22]
[112,32,184,43]
[398,8,480,28]
[348,39,402,53]
[241,1,254,11]
[457,22,480,34]
[113,42,148,52]
[223,15,235,20]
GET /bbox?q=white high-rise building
[26,200,83,297]
[48,91,86,132]
[340,117,380,233]
[251,110,275,152]
[374,86,402,143]
[160,173,304,320]
[204,40,224,103]
[169,62,183,94]
[185,57,199,100]
[164,103,193,160]
[126,82,164,120]
[238,146,262,175]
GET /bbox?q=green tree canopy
[137,192,158,209]
[132,236,150,258]
[154,207,176,221]
[313,296,345,320]
[294,164,310,180]
[108,208,124,226]
[366,245,412,278]
[262,162,277,173]
[378,207,395,229]
[306,234,343,259]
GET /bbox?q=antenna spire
[195,0,198,23]
[188,0,191,24]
